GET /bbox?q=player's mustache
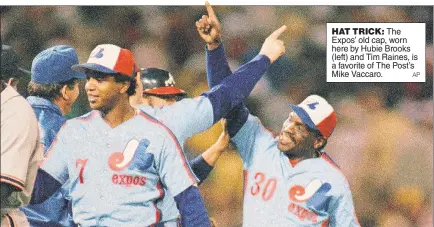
[281,131,297,144]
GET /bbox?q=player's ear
[60,84,69,100]
[119,80,131,94]
[313,137,326,150]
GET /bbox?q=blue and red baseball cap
[288,95,337,139]
[72,44,137,77]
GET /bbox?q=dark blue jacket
[26,96,66,154]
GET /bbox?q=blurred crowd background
[1,5,432,227]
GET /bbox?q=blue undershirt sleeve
[29,169,62,205]
[174,185,210,227]
[202,54,270,124]
[190,156,213,185]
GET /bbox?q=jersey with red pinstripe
[40,109,198,227]
[233,115,360,227]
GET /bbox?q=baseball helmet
[139,68,187,97]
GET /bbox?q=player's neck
[100,100,136,128]
[285,149,319,161]
[52,98,69,116]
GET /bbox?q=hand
[195,1,222,50]
[259,25,287,64]
[214,119,230,151]
[129,71,144,106]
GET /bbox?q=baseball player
[197,3,360,226]
[30,44,210,227]
[30,32,285,226]
[129,25,286,226]
[130,23,285,225]
[18,45,86,227]
[131,68,229,225]
[1,45,43,226]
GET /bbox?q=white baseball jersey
[1,85,43,219]
[41,109,198,227]
[232,115,360,227]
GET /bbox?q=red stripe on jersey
[321,153,350,182]
[321,218,329,227]
[153,202,161,224]
[243,170,249,198]
[138,111,197,185]
[321,153,360,224]
[154,181,163,223]
[320,153,341,172]
[354,211,361,226]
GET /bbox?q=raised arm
[201,25,287,124]
[196,2,231,88]
[190,119,230,184]
[197,2,279,137]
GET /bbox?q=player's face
[64,81,80,114]
[277,111,316,154]
[85,74,125,111]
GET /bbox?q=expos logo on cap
[288,95,337,139]
[72,44,137,77]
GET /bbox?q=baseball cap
[288,95,337,139]
[31,45,86,84]
[140,68,186,96]
[1,45,30,80]
[72,44,137,78]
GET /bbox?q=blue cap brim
[72,63,117,75]
[288,104,318,133]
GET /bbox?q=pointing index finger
[268,25,287,39]
[205,1,216,19]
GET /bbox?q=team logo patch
[90,47,104,59]
[108,139,152,172]
[289,179,331,209]
[307,102,319,110]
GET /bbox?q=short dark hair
[85,70,136,96]
[113,74,136,96]
[307,127,328,151]
[27,78,79,102]
[316,139,328,151]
